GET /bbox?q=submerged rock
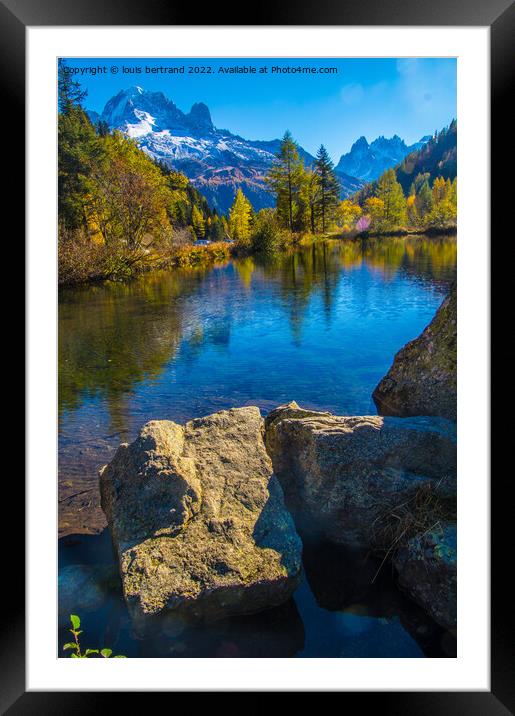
[373,284,457,421]
[264,402,456,549]
[99,407,302,629]
[394,523,457,629]
[58,564,119,626]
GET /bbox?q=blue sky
[64,57,456,161]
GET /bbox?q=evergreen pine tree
[314,145,340,234]
[58,62,104,230]
[417,180,433,219]
[191,204,206,240]
[266,130,305,233]
[58,59,87,114]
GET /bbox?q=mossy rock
[99,407,302,631]
[373,284,456,421]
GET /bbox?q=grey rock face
[373,285,457,421]
[394,523,457,629]
[264,402,456,549]
[99,407,302,628]
[336,134,430,182]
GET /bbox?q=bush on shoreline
[58,227,232,286]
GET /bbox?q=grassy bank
[58,220,302,286]
[353,224,457,239]
[58,235,232,286]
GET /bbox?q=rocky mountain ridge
[88,86,363,213]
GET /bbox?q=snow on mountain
[90,86,363,214]
[336,134,432,183]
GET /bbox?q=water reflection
[59,271,195,433]
[300,538,455,657]
[59,235,456,428]
[58,235,456,536]
[58,529,455,658]
[58,236,457,656]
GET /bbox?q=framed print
[7,0,510,709]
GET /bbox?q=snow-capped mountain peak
[89,86,363,213]
[100,86,205,138]
[336,134,431,182]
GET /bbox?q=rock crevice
[263,401,457,629]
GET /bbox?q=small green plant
[63,615,126,658]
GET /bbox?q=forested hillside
[58,62,229,284]
[344,121,457,235]
[58,60,457,286]
[396,121,457,194]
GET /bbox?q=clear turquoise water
[58,235,457,658]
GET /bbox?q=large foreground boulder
[99,407,302,629]
[394,523,457,629]
[264,402,456,549]
[373,284,457,421]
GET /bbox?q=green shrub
[251,209,289,254]
[63,614,126,658]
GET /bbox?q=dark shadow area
[300,536,456,658]
[135,598,305,658]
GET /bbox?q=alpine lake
[59,234,457,658]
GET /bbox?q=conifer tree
[58,60,104,230]
[58,59,87,114]
[427,175,457,227]
[314,145,340,234]
[266,131,305,233]
[417,180,433,219]
[191,204,206,240]
[208,215,225,242]
[376,168,407,229]
[432,176,447,204]
[299,168,321,234]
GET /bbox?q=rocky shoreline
[373,283,456,421]
[66,284,457,639]
[99,399,456,634]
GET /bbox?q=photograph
[57,55,458,660]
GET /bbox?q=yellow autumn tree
[406,194,419,227]
[432,176,447,204]
[364,197,386,231]
[229,189,253,247]
[337,199,362,231]
[88,132,173,250]
[428,176,457,227]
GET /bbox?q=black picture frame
[7,0,510,710]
